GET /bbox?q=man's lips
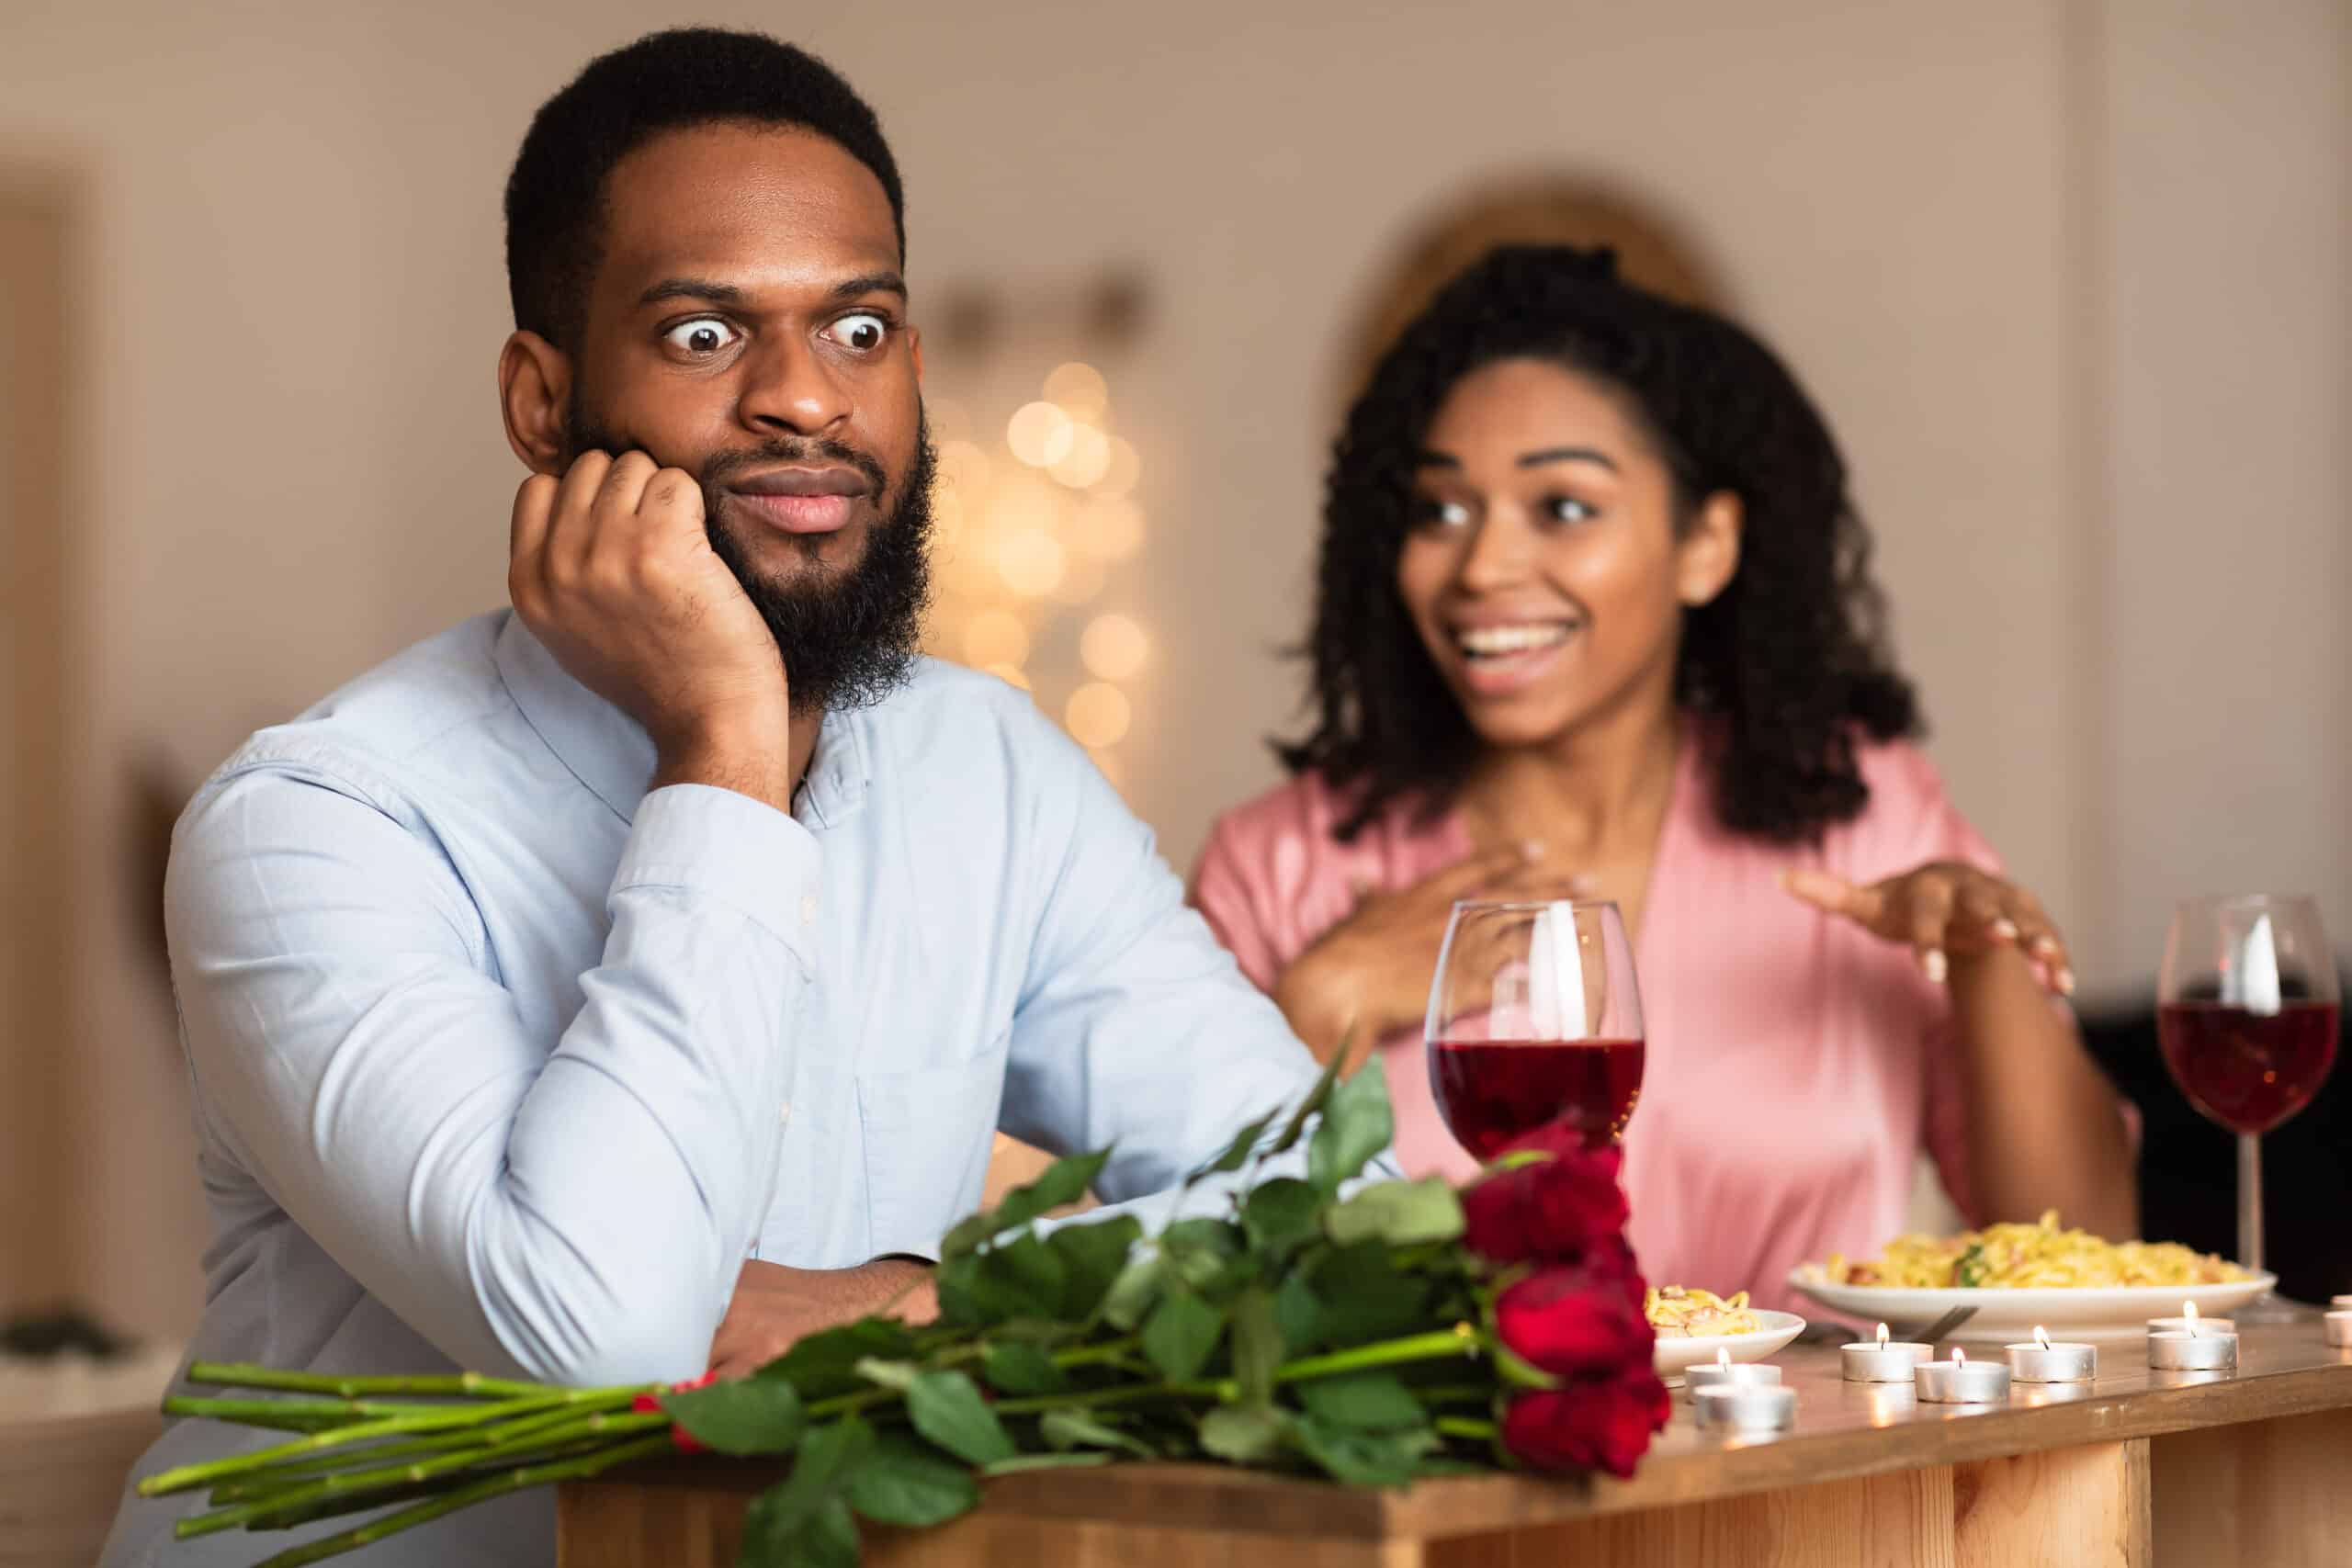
[725,466,872,535]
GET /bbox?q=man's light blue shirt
[104,611,1322,1563]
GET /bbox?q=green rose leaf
[1308,1242,1439,1346]
[1046,1214,1142,1321]
[906,1370,1016,1466]
[659,1375,805,1457]
[1240,1178,1324,1258]
[1322,1178,1464,1247]
[1100,1250,1166,1332]
[1268,1037,1351,1157]
[852,1358,918,1393]
[1308,1055,1395,1192]
[1229,1287,1283,1409]
[844,1433,980,1529]
[1187,1106,1283,1184]
[1199,1404,1285,1463]
[941,1147,1112,1258]
[752,1319,917,1398]
[1140,1284,1227,1383]
[1295,1371,1426,1432]
[980,1340,1068,1396]
[1292,1415,1439,1489]
[741,1416,876,1567]
[1272,1273,1324,1353]
[961,1232,1069,1324]
[1040,1409,1157,1458]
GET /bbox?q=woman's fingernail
[1992,918,2019,942]
[1922,948,1949,986]
[2033,934,2059,956]
[2057,967,2076,996]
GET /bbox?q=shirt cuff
[614,783,823,953]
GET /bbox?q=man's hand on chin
[706,1258,940,1381]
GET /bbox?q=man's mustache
[700,439,888,503]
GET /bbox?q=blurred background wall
[0,0,2344,1341]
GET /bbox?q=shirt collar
[493,611,870,828]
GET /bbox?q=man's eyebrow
[637,277,750,309]
[635,272,909,309]
[827,270,907,302]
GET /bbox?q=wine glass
[2157,895,2341,1321]
[1424,899,1645,1157]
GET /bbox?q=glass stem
[2236,1132,2264,1277]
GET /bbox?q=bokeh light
[1080,614,1149,681]
[997,531,1068,598]
[1043,362,1110,422]
[1048,423,1113,489]
[962,608,1031,669]
[1094,436,1140,499]
[1065,682,1132,749]
[1006,401,1075,468]
[1073,497,1146,563]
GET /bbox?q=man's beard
[562,408,936,716]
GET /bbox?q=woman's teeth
[1456,622,1578,660]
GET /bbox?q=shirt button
[779,1100,792,1127]
[800,893,819,925]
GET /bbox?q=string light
[928,362,1152,777]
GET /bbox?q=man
[104,28,1321,1564]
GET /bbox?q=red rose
[1461,1139,1629,1266]
[1501,1363,1672,1478]
[1491,1241,1653,1377]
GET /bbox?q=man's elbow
[476,1247,723,1388]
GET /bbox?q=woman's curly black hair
[1280,244,1920,842]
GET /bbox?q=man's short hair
[503,28,906,349]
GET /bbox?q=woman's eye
[662,318,741,356]
[827,311,891,353]
[1411,496,1474,529]
[1544,495,1598,525]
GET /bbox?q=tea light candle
[1915,1346,2012,1404]
[1692,1382,1797,1434]
[1684,1348,1781,1396]
[2006,1325,2097,1383]
[2323,1311,2352,1348]
[2331,1294,2352,1311]
[2147,1312,2235,1337]
[2148,1303,2238,1371]
[1842,1322,1934,1382]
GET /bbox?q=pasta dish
[1823,1212,2246,1289]
[1645,1285,1763,1337]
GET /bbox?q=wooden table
[559,1320,2352,1567]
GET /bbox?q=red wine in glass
[1429,1038,1645,1156]
[1425,898,1646,1159]
[2157,894,2341,1322]
[2156,1000,2340,1135]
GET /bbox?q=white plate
[1653,1310,1805,1382]
[1785,1267,2278,1344]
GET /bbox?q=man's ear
[498,331,572,475]
[1676,490,1744,607]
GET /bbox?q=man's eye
[662,319,741,355]
[827,312,891,353]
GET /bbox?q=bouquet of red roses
[136,1053,1668,1566]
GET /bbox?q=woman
[1192,246,2134,1307]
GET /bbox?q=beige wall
[0,0,2341,1338]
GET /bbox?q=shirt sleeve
[1000,737,1326,1210]
[169,765,820,1386]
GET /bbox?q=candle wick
[1953,1348,1966,1368]
[1875,1323,1888,1349]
